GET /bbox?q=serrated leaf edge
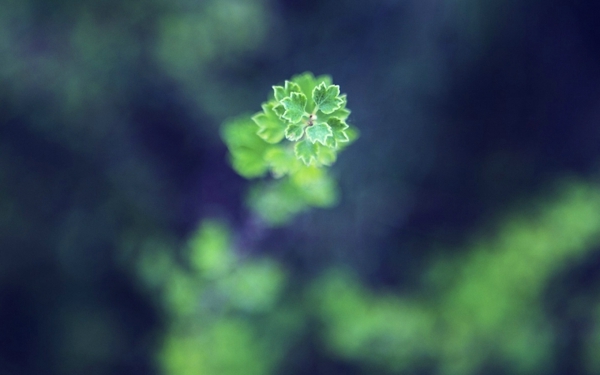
[294,140,317,166]
[312,82,343,114]
[305,123,333,146]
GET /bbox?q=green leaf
[221,116,269,178]
[294,139,318,166]
[316,143,337,166]
[290,72,321,113]
[188,220,233,278]
[327,117,350,145]
[247,181,307,226]
[336,124,359,152]
[272,104,285,118]
[264,146,300,178]
[312,82,343,114]
[217,259,286,311]
[317,94,349,123]
[291,72,318,97]
[273,81,302,102]
[252,103,286,144]
[281,92,307,123]
[291,166,338,207]
[273,86,286,102]
[285,123,305,141]
[305,123,333,145]
[344,125,359,144]
[325,135,337,148]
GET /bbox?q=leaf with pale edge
[326,117,349,147]
[285,123,305,141]
[335,125,359,152]
[291,73,324,112]
[344,125,359,144]
[281,92,307,123]
[305,123,333,145]
[312,82,343,114]
[294,139,318,166]
[317,107,350,123]
[273,86,286,102]
[272,104,285,118]
[252,104,286,144]
[292,72,318,97]
[273,81,302,102]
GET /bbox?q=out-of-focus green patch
[309,270,435,372]
[221,116,270,179]
[161,319,270,375]
[311,181,600,374]
[155,0,269,77]
[163,268,202,318]
[154,0,272,124]
[136,219,295,375]
[217,259,286,312]
[135,237,176,290]
[188,220,234,279]
[246,168,338,227]
[291,166,338,207]
[430,181,600,374]
[136,181,600,375]
[247,181,307,226]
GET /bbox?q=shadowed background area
[2,0,600,374]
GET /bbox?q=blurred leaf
[264,146,301,178]
[247,181,307,226]
[161,319,269,375]
[316,143,337,166]
[218,259,286,312]
[164,269,200,317]
[188,220,234,279]
[221,116,269,178]
[291,166,338,207]
[253,103,287,144]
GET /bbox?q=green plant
[221,72,358,225]
[137,73,361,375]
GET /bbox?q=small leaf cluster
[252,72,356,167]
[221,72,358,225]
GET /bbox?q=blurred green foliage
[155,0,273,125]
[0,0,271,151]
[137,180,600,375]
[312,180,600,374]
[137,220,297,375]
[246,167,339,226]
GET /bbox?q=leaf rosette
[263,72,356,168]
[221,72,358,226]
